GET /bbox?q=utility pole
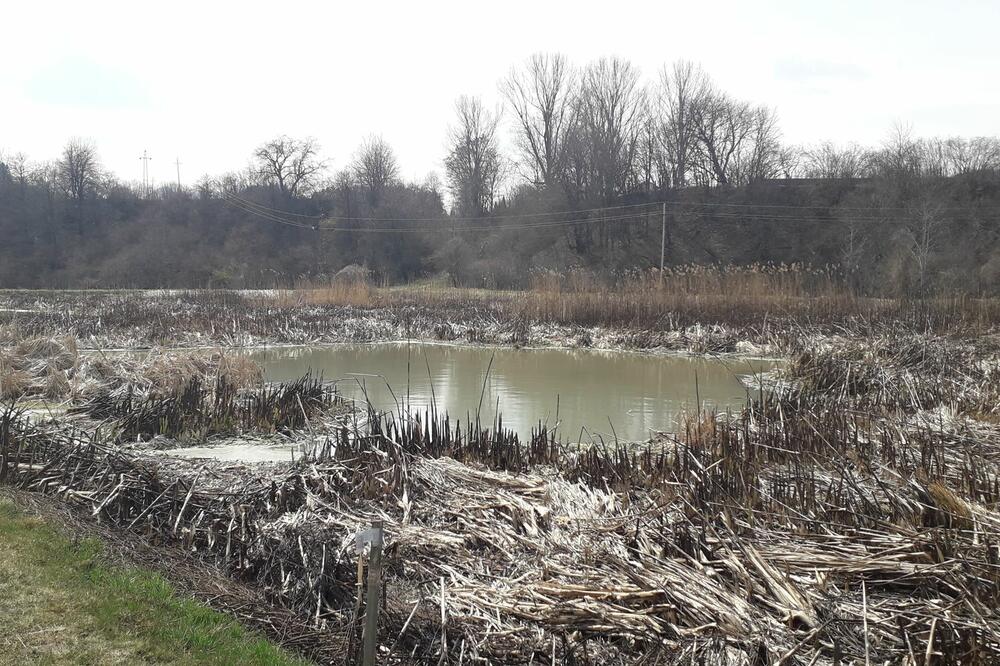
[139,150,152,197]
[660,202,667,276]
[175,157,182,189]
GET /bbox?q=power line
[224,193,325,219]
[224,192,655,223]
[658,199,998,214]
[223,193,660,232]
[222,192,955,234]
[222,193,318,229]
[222,192,653,232]
[223,189,1000,227]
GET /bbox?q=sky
[2,0,999,187]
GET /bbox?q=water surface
[248,343,778,443]
[156,443,299,463]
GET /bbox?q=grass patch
[0,500,310,666]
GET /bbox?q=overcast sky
[3,0,998,187]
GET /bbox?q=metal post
[361,520,384,666]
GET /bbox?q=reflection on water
[247,343,779,443]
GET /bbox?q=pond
[247,343,780,444]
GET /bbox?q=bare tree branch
[445,96,507,216]
[501,53,575,188]
[351,135,400,206]
[574,57,646,202]
[57,139,100,201]
[253,136,326,197]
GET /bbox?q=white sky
[3,0,999,187]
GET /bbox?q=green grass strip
[0,500,311,665]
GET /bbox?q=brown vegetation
[3,285,1000,663]
[3,274,1000,360]
[2,321,1000,663]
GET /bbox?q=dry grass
[283,265,1000,335]
[0,338,271,404]
[218,353,264,388]
[0,365,32,399]
[786,332,1000,414]
[3,272,1000,663]
[0,336,79,400]
[3,269,999,354]
[14,335,78,369]
[516,265,1000,332]
[274,280,376,307]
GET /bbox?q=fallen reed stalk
[2,376,999,664]
[3,284,1000,663]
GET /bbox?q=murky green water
[248,343,779,443]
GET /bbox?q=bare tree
[800,142,869,178]
[868,131,1000,179]
[689,91,745,186]
[217,167,263,195]
[939,136,1000,175]
[637,109,665,192]
[445,96,506,216]
[6,152,32,190]
[575,57,646,201]
[871,122,923,177]
[737,105,785,183]
[841,221,869,292]
[903,198,944,296]
[689,90,783,186]
[57,139,100,201]
[351,135,400,205]
[559,117,594,202]
[195,175,216,199]
[776,145,802,179]
[252,136,326,197]
[655,60,710,188]
[500,53,575,188]
[422,171,443,197]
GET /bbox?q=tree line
[2,54,1000,293]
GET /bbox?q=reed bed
[0,335,270,405]
[2,367,1000,663]
[0,335,79,398]
[515,266,1000,336]
[4,280,1000,663]
[74,372,334,440]
[786,333,1000,416]
[4,268,1000,355]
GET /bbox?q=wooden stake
[361,520,384,666]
